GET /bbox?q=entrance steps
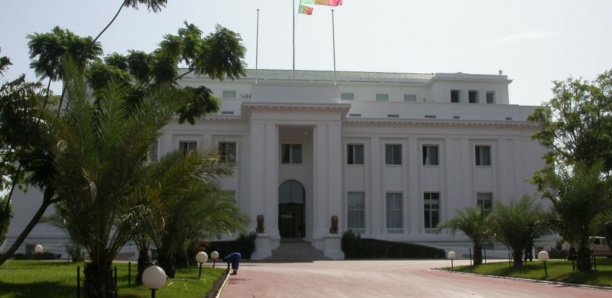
[266,239,330,262]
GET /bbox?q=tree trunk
[93,4,124,43]
[84,262,116,298]
[512,248,524,267]
[0,188,54,265]
[136,248,151,285]
[158,252,177,278]
[575,243,592,271]
[473,244,483,265]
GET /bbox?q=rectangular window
[450,90,460,103]
[347,192,365,233]
[486,91,495,104]
[424,192,440,231]
[347,144,364,165]
[376,93,389,101]
[148,140,158,162]
[469,90,478,103]
[341,93,354,101]
[422,145,439,165]
[218,141,237,163]
[386,192,403,232]
[404,94,417,102]
[179,141,197,155]
[222,90,237,99]
[475,145,491,166]
[281,144,302,164]
[477,193,493,213]
[385,144,402,165]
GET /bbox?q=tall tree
[529,70,612,173]
[533,162,611,271]
[492,196,549,267]
[51,68,174,297]
[436,208,493,265]
[94,0,168,43]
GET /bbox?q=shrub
[201,233,257,260]
[341,231,445,259]
[13,252,61,260]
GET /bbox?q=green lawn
[449,257,612,287]
[0,260,226,298]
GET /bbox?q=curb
[213,269,231,298]
[431,267,612,292]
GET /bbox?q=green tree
[529,70,612,173]
[533,163,611,271]
[437,207,493,265]
[94,0,168,43]
[51,69,174,297]
[492,196,549,267]
[134,150,247,277]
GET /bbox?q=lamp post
[34,244,43,261]
[538,250,549,276]
[195,251,208,279]
[142,265,166,298]
[211,251,219,268]
[447,251,456,268]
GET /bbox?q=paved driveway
[222,260,611,298]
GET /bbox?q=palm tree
[534,162,611,271]
[51,68,174,297]
[437,207,493,265]
[93,0,168,43]
[491,196,549,267]
[132,150,247,277]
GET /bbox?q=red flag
[316,0,343,6]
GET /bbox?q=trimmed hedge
[342,230,445,259]
[205,233,257,260]
[12,252,62,260]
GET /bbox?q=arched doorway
[278,180,305,238]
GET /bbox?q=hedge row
[342,231,445,259]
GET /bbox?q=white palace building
[4,69,547,260]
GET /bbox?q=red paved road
[221,260,611,298]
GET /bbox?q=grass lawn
[0,260,226,298]
[449,257,612,287]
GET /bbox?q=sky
[1,0,612,106]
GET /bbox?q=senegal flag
[299,0,314,15]
[316,0,343,6]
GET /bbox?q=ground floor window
[477,193,493,213]
[386,192,403,234]
[347,192,365,234]
[424,192,440,232]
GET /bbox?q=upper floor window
[341,93,354,101]
[376,93,389,101]
[218,141,237,163]
[222,90,237,99]
[477,193,493,213]
[475,145,491,166]
[450,90,460,103]
[385,144,402,165]
[468,90,478,103]
[404,94,417,102]
[422,145,439,165]
[347,144,364,165]
[281,144,302,164]
[386,192,403,230]
[179,141,197,155]
[486,91,495,104]
[148,140,158,162]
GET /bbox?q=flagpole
[292,0,296,82]
[255,8,260,84]
[331,9,337,86]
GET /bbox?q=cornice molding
[241,102,352,115]
[344,118,539,129]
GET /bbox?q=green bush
[13,252,61,260]
[342,230,445,259]
[205,232,257,259]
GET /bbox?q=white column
[312,124,329,238]
[249,123,266,229]
[327,123,343,228]
[264,123,280,239]
[369,137,382,236]
[407,137,419,235]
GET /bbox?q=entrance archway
[278,180,305,238]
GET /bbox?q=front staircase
[266,239,330,262]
